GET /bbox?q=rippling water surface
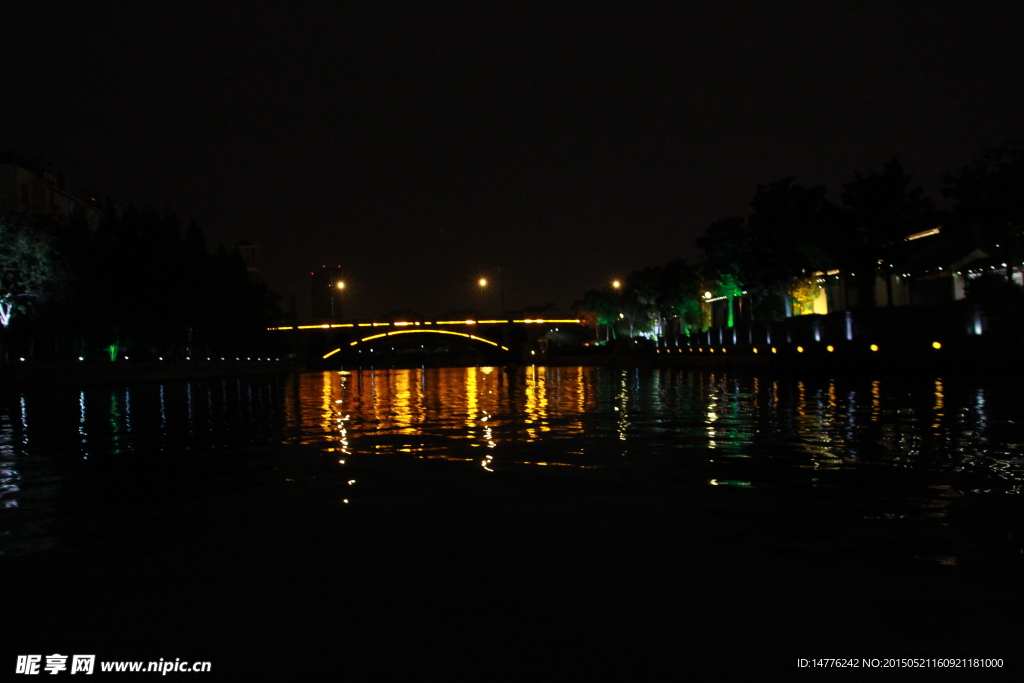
[3,367,1024,557]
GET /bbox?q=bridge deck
[270,318,580,331]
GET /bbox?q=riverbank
[0,359,303,389]
[546,334,1024,375]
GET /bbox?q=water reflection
[273,368,1024,491]
[1,411,20,510]
[3,370,1022,487]
[4,368,1024,558]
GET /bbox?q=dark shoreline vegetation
[4,142,1024,375]
[576,144,1024,354]
[0,204,283,365]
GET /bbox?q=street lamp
[606,280,623,342]
[477,278,488,316]
[331,280,346,320]
[477,269,505,317]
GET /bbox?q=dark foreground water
[3,367,1024,677]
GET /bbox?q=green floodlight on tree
[581,287,621,341]
[108,344,118,362]
[718,273,744,328]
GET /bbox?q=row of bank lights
[657,341,943,354]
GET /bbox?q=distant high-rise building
[235,242,260,281]
[311,265,346,321]
[0,153,104,229]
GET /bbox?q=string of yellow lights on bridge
[268,318,583,359]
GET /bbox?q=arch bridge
[269,317,586,364]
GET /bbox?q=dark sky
[3,2,1022,319]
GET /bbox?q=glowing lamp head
[932,341,942,350]
[612,280,621,289]
[870,344,879,352]
[704,291,713,299]
[336,281,345,289]
[479,278,487,287]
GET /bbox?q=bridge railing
[269,318,582,331]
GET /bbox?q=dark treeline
[3,203,282,361]
[580,142,1024,340]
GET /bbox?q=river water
[5,367,1024,548]
[3,367,1024,675]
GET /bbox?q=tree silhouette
[696,216,747,326]
[0,214,60,328]
[839,156,935,307]
[742,179,834,319]
[943,141,1024,282]
[659,259,702,336]
[581,287,620,341]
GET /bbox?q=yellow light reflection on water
[872,380,881,422]
[392,369,422,435]
[466,367,479,429]
[933,378,944,432]
[288,367,606,469]
[577,367,586,418]
[275,366,1024,490]
[524,365,550,440]
[321,371,334,435]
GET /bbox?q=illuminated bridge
[269,317,587,365]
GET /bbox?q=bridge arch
[322,328,509,359]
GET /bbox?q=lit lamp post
[703,290,713,338]
[478,278,488,316]
[478,268,505,317]
[331,280,346,321]
[608,279,622,341]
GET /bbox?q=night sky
[3,3,1022,319]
